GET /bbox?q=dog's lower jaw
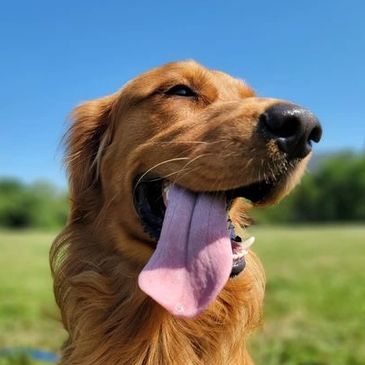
[52,228,264,365]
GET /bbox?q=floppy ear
[65,94,116,223]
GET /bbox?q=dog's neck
[52,226,264,365]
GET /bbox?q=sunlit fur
[50,61,310,365]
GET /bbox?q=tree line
[253,152,365,223]
[0,153,364,229]
[0,179,67,229]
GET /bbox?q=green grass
[0,226,364,364]
[250,225,365,365]
[0,230,65,365]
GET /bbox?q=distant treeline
[254,152,365,223]
[0,153,364,229]
[0,180,67,229]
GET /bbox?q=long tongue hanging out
[138,185,232,318]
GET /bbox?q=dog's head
[66,60,321,317]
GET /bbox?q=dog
[50,60,322,365]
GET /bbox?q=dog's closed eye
[164,84,197,98]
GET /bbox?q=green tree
[254,152,365,223]
[0,179,68,229]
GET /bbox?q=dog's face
[67,61,321,310]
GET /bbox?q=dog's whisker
[169,153,213,185]
[134,157,190,191]
[168,165,201,185]
[149,140,224,146]
[159,167,195,181]
[179,153,212,170]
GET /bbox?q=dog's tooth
[241,236,255,250]
[163,182,170,192]
[162,182,172,203]
[164,187,170,202]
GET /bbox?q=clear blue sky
[1,0,364,187]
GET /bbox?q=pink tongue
[138,185,232,318]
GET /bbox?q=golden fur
[51,61,310,365]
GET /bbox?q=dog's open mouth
[134,174,280,318]
[134,176,277,277]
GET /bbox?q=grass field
[0,226,364,365]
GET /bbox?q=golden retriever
[50,60,322,365]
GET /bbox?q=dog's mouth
[134,175,278,277]
[134,173,285,318]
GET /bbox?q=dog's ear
[65,94,116,222]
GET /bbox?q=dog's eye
[164,85,197,97]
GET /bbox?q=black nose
[260,103,322,159]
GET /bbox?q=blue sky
[1,0,364,187]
